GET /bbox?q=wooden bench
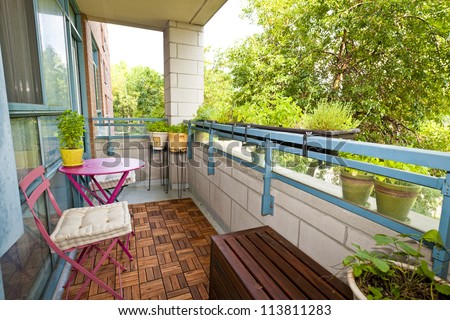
[209,226,352,300]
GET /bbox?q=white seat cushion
[89,170,136,191]
[50,201,132,251]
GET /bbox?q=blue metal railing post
[188,121,193,160]
[208,126,215,175]
[261,138,274,215]
[433,172,450,277]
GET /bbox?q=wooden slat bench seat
[209,226,352,300]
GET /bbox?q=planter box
[193,121,360,155]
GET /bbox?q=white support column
[163,21,204,125]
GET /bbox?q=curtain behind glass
[0,0,43,104]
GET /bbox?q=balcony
[53,117,450,300]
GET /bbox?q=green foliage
[415,120,450,152]
[145,121,169,133]
[111,61,164,118]
[301,100,360,131]
[43,46,70,107]
[169,123,188,134]
[56,110,85,149]
[233,95,302,127]
[343,230,450,299]
[338,153,380,176]
[376,160,429,186]
[225,0,450,145]
[194,49,234,123]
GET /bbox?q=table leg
[107,171,129,204]
[65,174,95,206]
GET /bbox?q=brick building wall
[82,16,113,158]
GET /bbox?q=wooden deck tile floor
[64,198,217,300]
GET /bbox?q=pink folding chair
[19,166,134,299]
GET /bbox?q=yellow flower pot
[168,133,188,153]
[60,148,84,166]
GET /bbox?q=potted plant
[339,153,378,206]
[146,121,170,150]
[299,100,361,176]
[56,110,85,166]
[168,123,188,152]
[374,160,428,222]
[343,229,450,299]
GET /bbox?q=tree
[225,0,450,145]
[195,48,234,122]
[127,66,164,118]
[111,61,164,118]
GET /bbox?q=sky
[108,0,260,74]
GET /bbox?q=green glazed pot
[374,179,422,221]
[340,171,374,206]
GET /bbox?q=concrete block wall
[163,21,204,125]
[188,144,426,280]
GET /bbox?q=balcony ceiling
[76,0,227,31]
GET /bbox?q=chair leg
[63,246,93,289]
[117,238,134,261]
[73,238,123,300]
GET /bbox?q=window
[0,0,43,104]
[37,0,70,107]
[71,36,82,113]
[0,170,72,299]
[10,117,42,180]
[92,41,102,117]
[39,116,60,166]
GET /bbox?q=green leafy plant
[339,153,380,176]
[375,160,429,186]
[343,230,450,299]
[145,121,169,132]
[300,100,360,131]
[168,123,188,134]
[233,95,302,127]
[56,110,85,149]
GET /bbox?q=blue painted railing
[92,117,166,155]
[188,120,450,278]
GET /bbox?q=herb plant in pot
[374,161,428,222]
[56,110,86,166]
[146,121,169,150]
[300,100,361,176]
[343,229,450,300]
[168,123,188,153]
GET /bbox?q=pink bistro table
[59,157,144,206]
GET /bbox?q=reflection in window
[71,36,82,113]
[92,41,102,117]
[38,0,70,107]
[0,0,43,104]
[39,116,60,166]
[0,171,72,299]
[11,118,41,180]
[0,197,51,299]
